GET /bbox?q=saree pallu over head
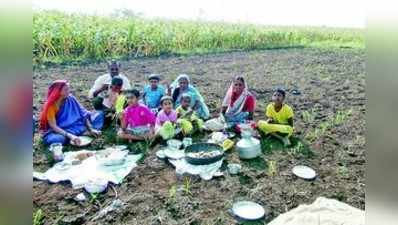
[222,79,256,117]
[39,80,68,131]
[42,95,90,134]
[171,74,210,119]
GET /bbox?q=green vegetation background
[33,10,364,65]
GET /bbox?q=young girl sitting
[117,89,156,141]
[257,88,294,146]
[176,93,204,136]
[155,96,178,140]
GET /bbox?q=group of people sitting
[38,60,295,148]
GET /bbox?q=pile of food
[185,143,224,165]
[204,117,225,131]
[209,132,228,144]
[71,152,94,165]
[95,149,128,166]
[186,150,223,159]
[70,135,93,147]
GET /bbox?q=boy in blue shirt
[143,74,165,114]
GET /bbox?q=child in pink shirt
[155,96,178,140]
[118,89,156,141]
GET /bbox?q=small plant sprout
[183,177,192,196]
[337,165,350,179]
[291,141,304,155]
[333,109,352,125]
[168,184,177,200]
[89,193,101,205]
[267,160,277,177]
[33,209,44,225]
[319,121,329,133]
[305,109,352,143]
[302,109,317,124]
[305,128,322,142]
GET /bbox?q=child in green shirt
[176,93,204,135]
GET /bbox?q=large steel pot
[237,131,261,159]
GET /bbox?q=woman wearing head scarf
[171,74,210,119]
[39,80,104,146]
[221,76,256,126]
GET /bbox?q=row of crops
[33,10,364,65]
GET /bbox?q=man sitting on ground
[88,60,131,108]
[88,60,131,126]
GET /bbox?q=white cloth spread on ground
[168,158,223,180]
[34,150,142,189]
[268,197,365,225]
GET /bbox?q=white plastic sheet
[33,150,142,189]
[168,158,223,180]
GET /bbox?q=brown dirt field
[33,48,365,225]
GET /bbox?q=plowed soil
[33,48,365,225]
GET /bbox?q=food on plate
[70,135,93,147]
[76,152,94,161]
[211,132,228,144]
[95,149,128,166]
[186,150,222,159]
[204,118,225,131]
[95,149,113,158]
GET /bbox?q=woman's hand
[69,134,81,145]
[89,129,102,137]
[161,81,172,95]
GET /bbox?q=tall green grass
[33,10,364,65]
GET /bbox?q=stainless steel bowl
[185,142,224,165]
[236,135,261,159]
